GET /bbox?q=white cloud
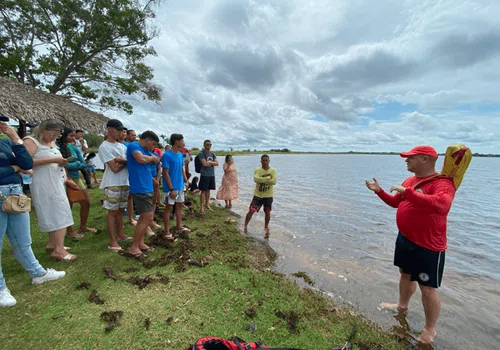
[110,0,500,153]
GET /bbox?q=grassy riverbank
[0,186,404,349]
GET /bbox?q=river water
[214,154,500,350]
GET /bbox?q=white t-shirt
[98,141,129,188]
[75,138,88,153]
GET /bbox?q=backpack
[188,336,300,350]
[194,153,202,173]
[440,143,472,190]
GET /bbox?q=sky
[109,0,500,153]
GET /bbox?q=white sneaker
[32,268,66,285]
[0,288,16,307]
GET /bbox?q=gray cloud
[431,31,500,68]
[317,49,418,89]
[197,44,284,90]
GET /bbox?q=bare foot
[152,221,161,229]
[206,206,212,211]
[379,302,408,312]
[264,227,270,240]
[129,219,137,226]
[239,226,247,233]
[145,228,155,237]
[418,328,436,344]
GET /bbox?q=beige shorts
[103,186,129,210]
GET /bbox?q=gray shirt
[199,150,216,177]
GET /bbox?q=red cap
[400,145,438,158]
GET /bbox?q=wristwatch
[15,139,24,145]
[169,188,174,192]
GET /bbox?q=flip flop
[45,246,71,253]
[51,253,78,262]
[80,227,97,233]
[118,237,133,242]
[140,247,155,253]
[108,246,123,252]
[179,227,191,233]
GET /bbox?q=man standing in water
[365,146,456,345]
[241,154,277,239]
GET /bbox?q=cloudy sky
[111,0,500,153]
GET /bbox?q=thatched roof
[0,77,108,133]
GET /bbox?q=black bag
[194,153,202,173]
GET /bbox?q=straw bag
[0,192,31,213]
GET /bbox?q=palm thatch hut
[0,77,108,135]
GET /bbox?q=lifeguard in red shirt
[366,145,456,346]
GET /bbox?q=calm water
[213,154,500,349]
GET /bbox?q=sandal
[108,246,123,252]
[140,247,155,253]
[80,227,97,233]
[121,251,148,260]
[51,253,78,262]
[118,236,133,242]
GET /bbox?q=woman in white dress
[23,120,78,262]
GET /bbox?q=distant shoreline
[193,150,500,158]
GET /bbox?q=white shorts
[162,190,185,205]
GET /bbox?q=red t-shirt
[377,175,456,251]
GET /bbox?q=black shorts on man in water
[249,196,273,213]
[199,176,215,191]
[394,232,445,288]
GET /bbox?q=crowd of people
[0,117,278,307]
[1,115,457,346]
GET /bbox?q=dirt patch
[275,309,300,334]
[127,275,155,289]
[76,282,91,290]
[103,267,120,280]
[244,305,256,318]
[88,290,105,305]
[145,317,151,331]
[148,230,176,248]
[123,267,140,273]
[292,272,315,286]
[247,239,277,270]
[100,311,124,332]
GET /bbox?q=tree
[0,0,163,114]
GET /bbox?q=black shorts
[199,176,215,191]
[394,232,445,288]
[249,196,273,213]
[131,193,154,214]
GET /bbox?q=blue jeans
[0,184,45,290]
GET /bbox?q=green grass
[0,185,405,350]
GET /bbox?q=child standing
[86,152,100,184]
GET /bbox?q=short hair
[75,129,84,134]
[261,154,269,160]
[204,139,211,145]
[170,133,184,146]
[127,129,135,135]
[140,130,159,143]
[225,154,232,163]
[123,127,128,131]
[192,176,199,183]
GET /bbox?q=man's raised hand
[365,178,381,193]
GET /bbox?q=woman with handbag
[23,120,78,262]
[0,118,65,307]
[57,127,97,238]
